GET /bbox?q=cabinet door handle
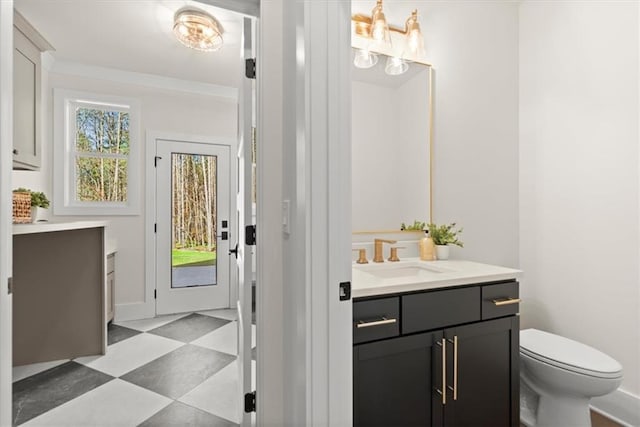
[355,317,397,328]
[492,297,521,306]
[13,149,18,155]
[436,338,446,405]
[447,336,458,400]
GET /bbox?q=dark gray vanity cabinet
[353,280,520,427]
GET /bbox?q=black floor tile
[108,323,142,346]
[148,313,230,343]
[121,344,235,400]
[138,401,238,427]
[12,361,113,426]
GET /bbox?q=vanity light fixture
[351,3,426,72]
[369,0,391,46]
[384,56,408,76]
[354,49,379,69]
[405,10,425,57]
[173,9,223,52]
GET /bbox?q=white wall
[428,1,520,266]
[520,0,640,404]
[12,66,237,308]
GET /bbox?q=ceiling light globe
[173,9,224,52]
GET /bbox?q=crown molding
[49,59,238,100]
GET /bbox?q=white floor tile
[75,334,183,377]
[191,322,237,355]
[178,360,242,424]
[191,322,256,356]
[13,359,69,383]
[22,379,171,427]
[197,308,238,321]
[115,313,190,332]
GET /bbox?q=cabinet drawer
[482,281,519,320]
[353,297,400,344]
[402,287,481,334]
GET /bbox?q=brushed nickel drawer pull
[492,297,521,306]
[356,317,397,328]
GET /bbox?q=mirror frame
[351,18,434,234]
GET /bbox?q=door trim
[139,131,237,321]
[0,2,13,424]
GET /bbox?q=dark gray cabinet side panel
[13,228,104,365]
[402,287,481,334]
[443,317,517,427]
[354,331,443,427]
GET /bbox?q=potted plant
[15,188,50,223]
[426,222,463,260]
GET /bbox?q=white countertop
[13,220,110,235]
[352,258,522,299]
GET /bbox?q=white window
[54,89,140,215]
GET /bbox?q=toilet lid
[520,329,623,379]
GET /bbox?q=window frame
[53,89,141,216]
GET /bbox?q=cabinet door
[354,331,443,427]
[13,28,41,170]
[443,316,519,427]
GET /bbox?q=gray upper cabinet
[12,11,53,171]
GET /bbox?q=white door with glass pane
[155,139,231,315]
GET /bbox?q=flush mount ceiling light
[351,3,427,72]
[173,9,223,52]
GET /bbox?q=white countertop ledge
[13,220,110,235]
[352,259,522,299]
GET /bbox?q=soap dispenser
[419,230,435,261]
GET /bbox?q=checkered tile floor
[12,310,256,426]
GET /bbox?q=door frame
[145,131,238,318]
[0,2,13,425]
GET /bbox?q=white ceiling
[15,0,245,88]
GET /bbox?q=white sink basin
[352,261,454,289]
[355,262,444,280]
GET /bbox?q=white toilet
[520,329,623,427]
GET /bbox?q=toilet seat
[520,329,623,379]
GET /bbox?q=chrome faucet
[373,238,397,263]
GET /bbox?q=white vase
[31,206,49,223]
[435,245,450,260]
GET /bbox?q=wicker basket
[12,192,32,223]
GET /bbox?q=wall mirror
[351,56,432,233]
[351,2,433,234]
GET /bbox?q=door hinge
[245,58,256,79]
[154,156,162,167]
[245,225,256,246]
[154,289,157,299]
[7,277,13,295]
[244,391,256,413]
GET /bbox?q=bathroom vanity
[352,260,521,427]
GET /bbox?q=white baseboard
[591,388,640,427]
[114,301,154,322]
